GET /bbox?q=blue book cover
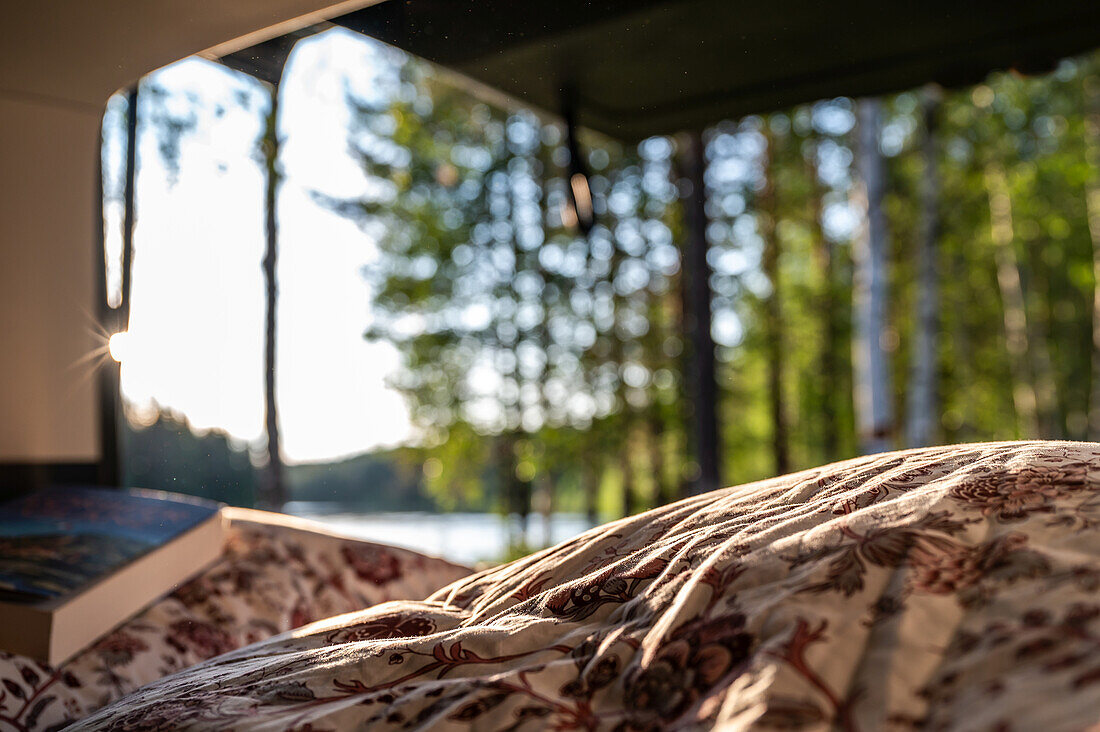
[0,486,221,605]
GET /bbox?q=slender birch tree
[906,86,942,447]
[852,98,894,454]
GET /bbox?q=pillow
[75,441,1100,731]
[0,508,470,731]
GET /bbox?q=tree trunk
[906,87,941,447]
[1031,252,1062,438]
[852,99,894,454]
[577,207,602,522]
[515,470,532,549]
[984,163,1039,438]
[806,143,839,462]
[504,172,531,548]
[258,83,285,511]
[648,415,669,506]
[948,246,977,442]
[534,472,554,549]
[582,456,600,527]
[620,442,635,518]
[611,290,636,517]
[668,218,694,501]
[682,130,722,491]
[98,86,140,487]
[120,87,138,329]
[1086,74,1100,440]
[759,124,790,474]
[495,435,521,549]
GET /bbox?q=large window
[103,28,1100,563]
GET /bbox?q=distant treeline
[122,411,452,511]
[123,411,256,506]
[286,449,439,510]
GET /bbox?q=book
[0,486,225,665]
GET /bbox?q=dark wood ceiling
[226,0,1100,140]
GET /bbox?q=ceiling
[317,0,1100,140]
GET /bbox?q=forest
[122,411,440,512]
[323,49,1100,532]
[119,40,1100,550]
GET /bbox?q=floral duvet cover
[74,441,1100,730]
[0,510,470,731]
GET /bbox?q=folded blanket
[0,510,469,731]
[76,442,1100,730]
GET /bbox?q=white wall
[0,96,101,460]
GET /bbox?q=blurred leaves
[339,49,1100,544]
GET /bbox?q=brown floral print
[52,442,1100,731]
[0,510,470,731]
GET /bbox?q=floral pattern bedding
[0,509,470,731]
[73,441,1100,731]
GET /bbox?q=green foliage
[285,447,444,511]
[333,48,1100,548]
[122,410,256,506]
[123,410,454,512]
[334,58,695,534]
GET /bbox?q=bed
[0,510,470,731]
[13,440,1100,730]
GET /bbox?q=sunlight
[110,35,413,463]
[108,332,131,363]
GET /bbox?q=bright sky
[113,29,413,464]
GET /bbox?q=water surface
[284,504,593,565]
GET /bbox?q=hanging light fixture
[562,94,595,234]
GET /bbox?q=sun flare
[108,331,131,363]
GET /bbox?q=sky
[106,29,414,464]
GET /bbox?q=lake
[284,503,595,565]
